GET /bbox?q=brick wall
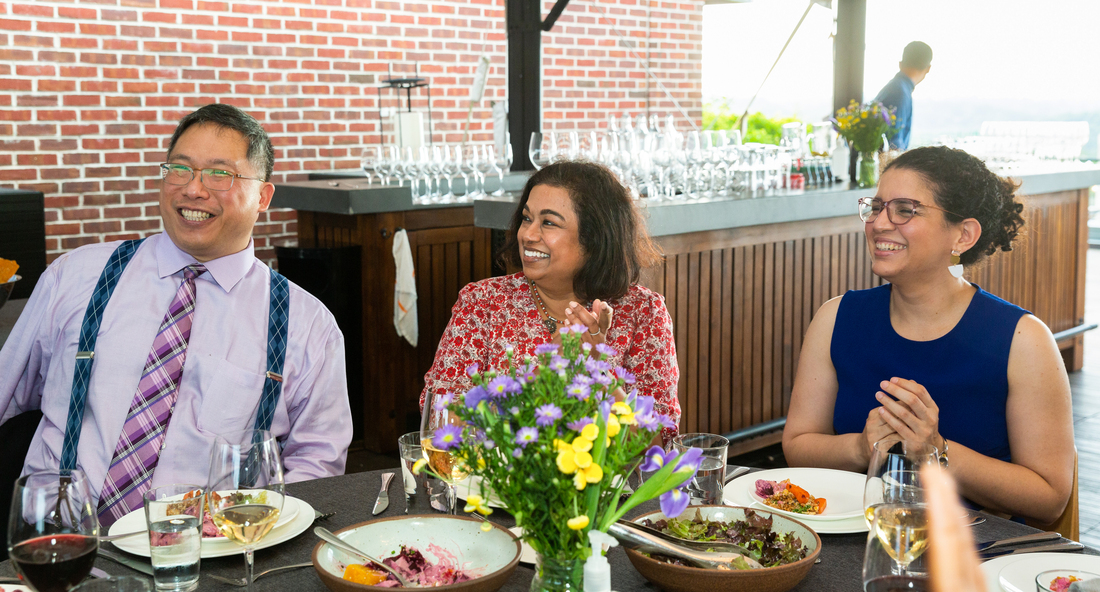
[0,0,703,266]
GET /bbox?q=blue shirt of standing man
[874,41,933,150]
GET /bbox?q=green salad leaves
[642,509,810,568]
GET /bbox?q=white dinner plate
[981,553,1100,592]
[725,467,866,522]
[508,527,536,565]
[109,496,313,559]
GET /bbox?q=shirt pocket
[195,356,266,436]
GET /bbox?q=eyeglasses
[857,197,959,225]
[160,163,264,192]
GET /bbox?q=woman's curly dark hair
[499,161,663,302]
[883,146,1025,266]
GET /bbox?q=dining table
[1,467,1095,591]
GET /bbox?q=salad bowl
[311,514,521,592]
[623,505,821,592]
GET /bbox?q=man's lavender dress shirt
[0,233,352,505]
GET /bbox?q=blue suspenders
[59,240,290,475]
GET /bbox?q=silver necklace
[529,280,562,334]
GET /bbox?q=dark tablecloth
[1,468,1090,591]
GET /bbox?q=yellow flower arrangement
[832,99,898,154]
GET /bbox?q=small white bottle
[583,530,620,592]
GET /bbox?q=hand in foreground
[861,407,899,465]
[564,299,614,347]
[876,377,942,451]
[923,464,985,592]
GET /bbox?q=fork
[206,563,314,586]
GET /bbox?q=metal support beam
[507,0,543,171]
[833,0,865,181]
[542,0,571,31]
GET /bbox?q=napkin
[1069,578,1100,592]
[392,229,418,347]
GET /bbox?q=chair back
[0,409,43,560]
[1025,449,1079,541]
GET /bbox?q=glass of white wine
[863,439,937,528]
[419,393,469,514]
[205,429,285,592]
[862,503,930,591]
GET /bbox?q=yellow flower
[573,450,592,469]
[567,515,590,530]
[617,412,636,426]
[464,494,493,516]
[412,458,428,475]
[480,521,492,532]
[553,438,572,452]
[606,414,622,437]
[557,449,578,474]
[611,402,632,415]
[580,423,599,441]
[572,436,593,453]
[583,463,604,483]
[573,471,587,490]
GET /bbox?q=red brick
[142,11,176,23]
[105,96,141,107]
[163,0,196,9]
[80,23,117,36]
[0,139,34,149]
[125,219,161,231]
[46,222,82,235]
[122,82,157,92]
[182,14,214,25]
[83,138,120,150]
[119,25,156,38]
[40,139,79,151]
[81,193,118,205]
[81,52,117,64]
[81,80,117,93]
[41,21,78,34]
[62,207,102,221]
[103,39,138,51]
[0,18,32,31]
[103,68,140,79]
[35,109,78,120]
[16,64,55,76]
[105,179,142,191]
[17,123,56,135]
[102,9,139,21]
[0,79,32,91]
[62,124,101,135]
[80,110,120,121]
[59,7,97,19]
[0,169,36,181]
[84,220,123,234]
[62,236,99,250]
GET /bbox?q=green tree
[702,99,800,145]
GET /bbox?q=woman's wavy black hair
[883,145,1025,266]
[499,161,662,302]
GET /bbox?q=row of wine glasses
[9,430,284,592]
[359,142,514,204]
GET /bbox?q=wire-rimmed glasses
[160,163,264,192]
[857,197,960,225]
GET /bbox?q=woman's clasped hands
[864,376,943,461]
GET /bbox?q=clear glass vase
[857,150,880,188]
[530,554,585,592]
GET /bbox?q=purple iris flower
[431,424,463,451]
[585,358,611,374]
[466,363,479,377]
[433,392,454,412]
[674,447,704,473]
[595,343,617,357]
[613,367,636,385]
[535,343,560,355]
[487,376,522,398]
[639,445,678,473]
[659,486,691,518]
[567,417,594,432]
[535,404,563,427]
[567,382,591,401]
[599,400,612,421]
[632,395,655,418]
[464,386,488,409]
[515,426,538,448]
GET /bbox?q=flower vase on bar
[832,100,897,188]
[415,326,703,591]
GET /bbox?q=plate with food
[108,492,312,558]
[624,505,820,592]
[724,468,868,531]
[979,553,1100,592]
[311,514,520,591]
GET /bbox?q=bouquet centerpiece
[832,99,898,187]
[415,326,702,591]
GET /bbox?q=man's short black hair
[167,103,274,182]
[901,41,933,70]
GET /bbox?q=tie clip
[265,371,283,383]
[76,351,94,360]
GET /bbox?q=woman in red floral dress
[421,161,681,445]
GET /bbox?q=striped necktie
[97,263,206,526]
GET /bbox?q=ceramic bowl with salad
[623,505,821,592]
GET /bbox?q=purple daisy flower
[585,358,611,374]
[466,363,479,377]
[535,404,563,427]
[431,424,463,451]
[567,382,591,401]
[635,413,659,430]
[593,373,613,386]
[464,386,488,409]
[534,343,560,355]
[433,392,454,412]
[657,414,677,430]
[659,486,691,518]
[613,367,636,385]
[515,426,538,448]
[632,395,655,418]
[569,323,587,334]
[484,439,496,450]
[487,376,522,398]
[567,417,594,432]
[595,343,618,357]
[512,448,523,459]
[581,342,592,352]
[549,356,568,372]
[572,374,594,386]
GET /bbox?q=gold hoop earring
[949,250,964,278]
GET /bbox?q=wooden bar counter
[274,168,1100,454]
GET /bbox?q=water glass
[672,433,729,505]
[397,432,447,515]
[143,484,203,592]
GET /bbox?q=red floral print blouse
[420,273,681,444]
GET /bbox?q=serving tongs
[608,521,764,570]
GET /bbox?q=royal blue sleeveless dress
[830,283,1028,464]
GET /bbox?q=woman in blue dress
[782,146,1074,523]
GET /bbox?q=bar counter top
[272,167,1100,238]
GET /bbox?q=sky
[702,0,1100,153]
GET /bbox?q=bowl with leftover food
[311,514,521,591]
[623,505,821,592]
[1036,569,1098,592]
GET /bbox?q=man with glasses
[0,104,352,524]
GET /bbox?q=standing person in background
[874,41,933,150]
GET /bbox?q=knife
[372,472,395,515]
[977,541,1084,559]
[975,531,1061,552]
[98,549,155,576]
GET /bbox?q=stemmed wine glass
[360,146,380,186]
[440,145,459,202]
[8,470,99,592]
[419,393,469,515]
[461,144,482,198]
[528,132,553,170]
[863,440,938,527]
[474,145,493,197]
[206,430,286,592]
[491,143,513,196]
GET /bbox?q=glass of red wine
[7,469,99,592]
